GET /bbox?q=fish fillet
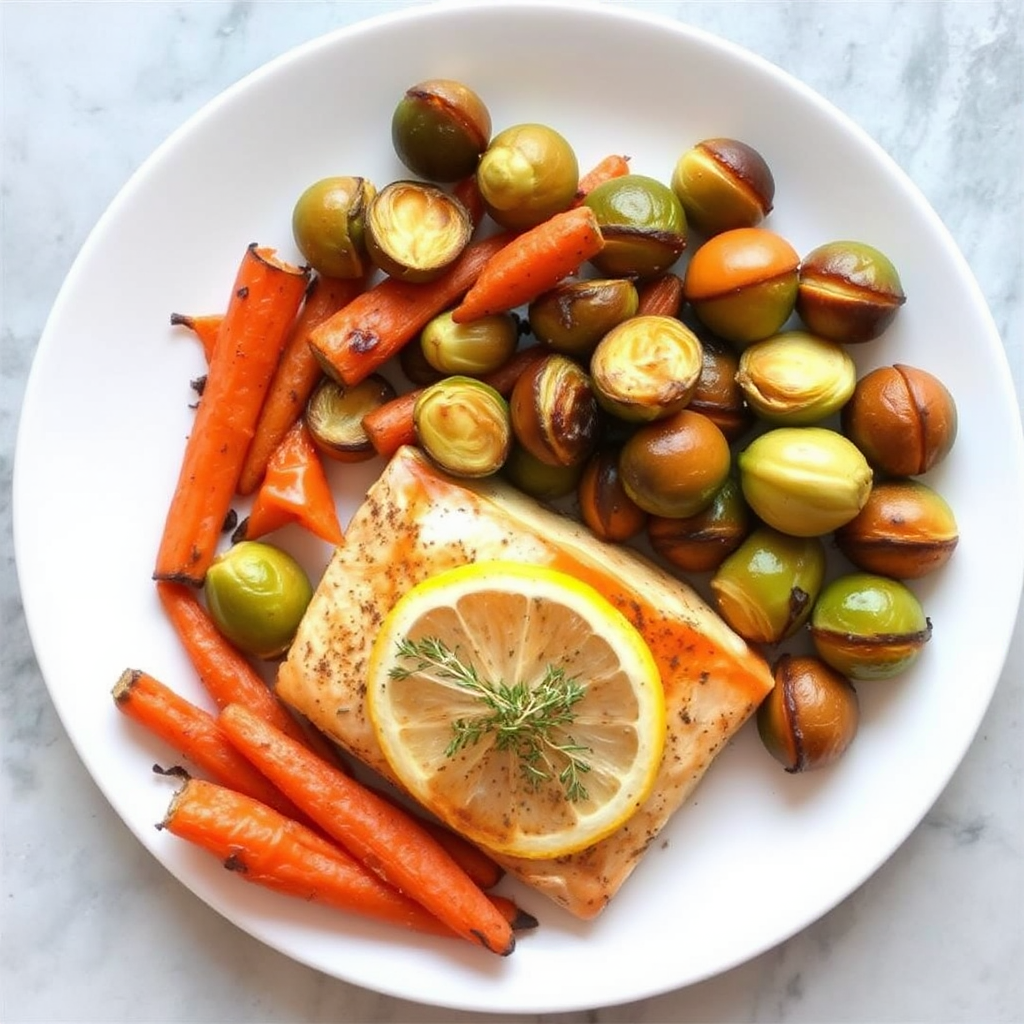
[277,445,773,919]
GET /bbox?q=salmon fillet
[277,446,773,919]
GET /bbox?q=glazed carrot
[308,232,511,388]
[489,894,539,933]
[112,668,310,822]
[218,703,516,956]
[155,245,309,586]
[361,389,423,460]
[170,312,223,364]
[636,272,685,317]
[160,777,457,937]
[236,422,344,546]
[155,581,317,749]
[574,153,630,202]
[452,174,486,230]
[237,274,365,496]
[419,819,505,890]
[479,344,552,397]
[450,207,605,324]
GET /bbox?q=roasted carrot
[419,819,505,891]
[574,153,630,202]
[155,245,309,586]
[112,668,311,822]
[636,272,685,317]
[237,274,365,496]
[155,582,318,747]
[360,390,423,460]
[218,703,516,956]
[479,344,553,397]
[489,894,538,933]
[170,312,224,364]
[450,207,605,324]
[451,174,486,230]
[160,777,457,937]
[308,232,511,388]
[236,422,344,546]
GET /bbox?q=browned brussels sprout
[583,174,687,279]
[306,374,396,463]
[292,176,375,279]
[391,79,491,183]
[365,181,472,282]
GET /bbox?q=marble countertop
[2,2,1022,1021]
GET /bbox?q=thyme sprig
[390,636,592,802]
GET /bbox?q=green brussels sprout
[204,541,314,660]
[584,174,687,278]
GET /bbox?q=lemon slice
[366,561,666,860]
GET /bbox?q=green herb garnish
[390,636,592,802]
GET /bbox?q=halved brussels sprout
[365,180,472,282]
[414,376,511,477]
[590,315,703,422]
[306,374,396,463]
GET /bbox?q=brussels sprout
[414,376,511,477]
[391,79,491,183]
[809,573,932,680]
[735,330,856,425]
[590,315,703,422]
[306,374,396,463]
[502,443,583,500]
[834,479,959,579]
[647,474,751,574]
[577,448,648,542]
[420,310,518,376]
[584,174,687,278]
[292,176,375,279]
[671,137,775,236]
[204,541,313,660]
[365,180,472,282]
[709,526,826,644]
[618,409,731,519]
[757,655,859,772]
[737,427,872,537]
[528,278,638,356]
[683,227,799,347]
[797,240,906,343]
[477,123,579,230]
[509,353,600,468]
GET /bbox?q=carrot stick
[237,275,365,496]
[419,819,505,891]
[574,153,630,202]
[636,272,685,317]
[155,581,323,752]
[236,422,344,546]
[451,174,486,230]
[155,245,309,586]
[112,668,311,822]
[218,702,516,956]
[160,777,457,937]
[361,390,423,460]
[170,312,223,364]
[479,344,552,397]
[308,232,511,388]
[450,207,605,324]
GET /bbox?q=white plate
[13,1,1024,1014]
